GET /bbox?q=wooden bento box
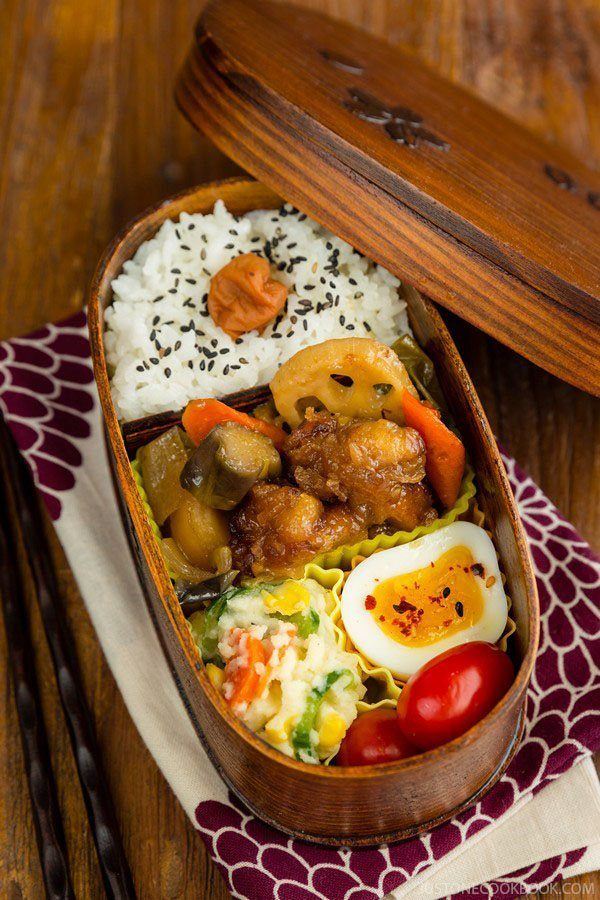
[89,178,538,844]
[85,0,600,844]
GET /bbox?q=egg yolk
[368,546,485,647]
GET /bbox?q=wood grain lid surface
[175,0,600,395]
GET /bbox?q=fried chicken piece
[230,482,368,578]
[284,410,436,530]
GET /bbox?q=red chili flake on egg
[365,595,377,610]
[379,615,386,622]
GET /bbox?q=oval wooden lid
[175,0,600,395]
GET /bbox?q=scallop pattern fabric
[0,311,94,520]
[0,313,598,898]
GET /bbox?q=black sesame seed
[199,360,206,371]
[150,357,159,365]
[150,329,156,341]
[188,223,195,230]
[181,244,191,251]
[339,315,346,325]
[168,288,177,294]
[363,321,372,332]
[200,248,206,260]
[208,361,215,372]
[225,243,234,250]
[186,278,196,285]
[442,587,451,598]
[455,601,464,618]
[303,284,315,291]
[165,367,171,378]
[136,365,144,372]
[174,341,182,350]
[219,348,229,355]
[223,364,230,375]
[152,315,160,325]
[349,278,357,286]
[229,229,238,235]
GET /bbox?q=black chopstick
[0,479,74,900]
[0,412,136,898]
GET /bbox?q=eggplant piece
[180,422,281,510]
[138,426,191,525]
[176,570,238,617]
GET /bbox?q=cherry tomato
[396,641,514,750]
[336,708,417,766]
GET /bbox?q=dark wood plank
[0,0,597,896]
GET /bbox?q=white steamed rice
[105,200,408,421]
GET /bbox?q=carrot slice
[224,632,268,708]
[182,398,287,449]
[401,389,465,508]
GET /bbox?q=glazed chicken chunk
[230,482,367,578]
[284,410,436,530]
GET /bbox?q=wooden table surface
[1,0,598,897]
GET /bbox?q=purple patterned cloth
[0,311,598,899]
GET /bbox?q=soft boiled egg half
[341,522,508,679]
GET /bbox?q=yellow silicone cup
[303,563,401,712]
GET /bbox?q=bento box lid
[175,0,600,396]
